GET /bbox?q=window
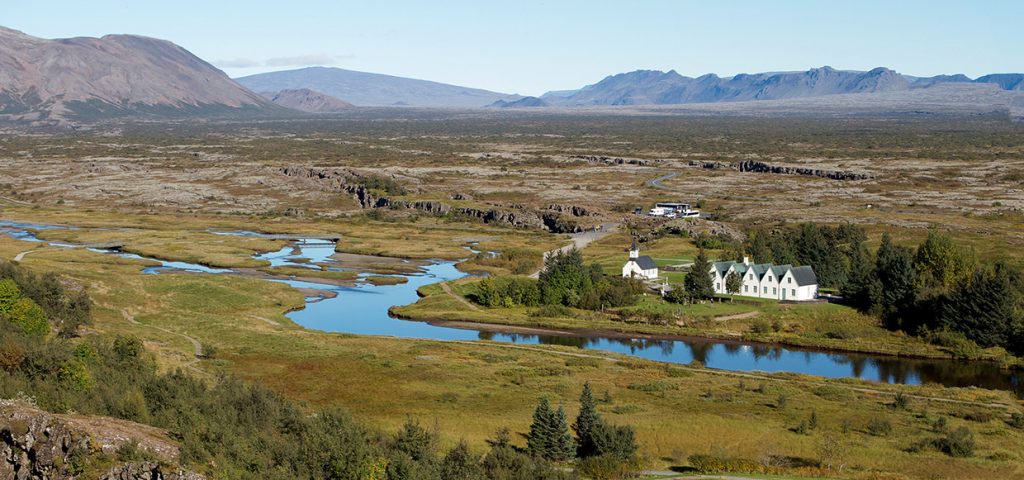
[768,276,772,282]
[788,277,792,284]
[772,287,777,295]
[791,289,796,297]
[748,274,753,280]
[744,285,748,293]
[715,283,720,290]
[763,287,767,294]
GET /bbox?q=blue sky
[6,1,1020,95]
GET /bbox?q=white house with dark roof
[710,257,817,301]
[622,241,658,280]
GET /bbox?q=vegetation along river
[2,220,1020,397]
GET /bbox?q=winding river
[3,220,1021,397]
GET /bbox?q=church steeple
[629,240,639,259]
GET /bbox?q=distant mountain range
[259,88,354,113]
[235,67,520,108]
[0,26,270,123]
[530,67,1024,107]
[0,23,1021,122]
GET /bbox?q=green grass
[4,212,1024,479]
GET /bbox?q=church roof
[630,255,657,270]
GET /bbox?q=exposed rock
[1,400,202,480]
[450,192,473,201]
[737,160,870,180]
[569,155,654,166]
[259,88,354,113]
[546,203,597,217]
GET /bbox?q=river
[2,220,1021,397]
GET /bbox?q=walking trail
[441,281,482,312]
[116,308,209,377]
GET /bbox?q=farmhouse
[710,257,818,301]
[621,241,658,280]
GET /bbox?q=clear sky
[5,1,1020,96]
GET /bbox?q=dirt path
[712,311,760,322]
[530,223,620,278]
[13,248,43,262]
[444,340,1018,410]
[116,308,208,375]
[441,281,482,312]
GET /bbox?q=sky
[5,1,1021,96]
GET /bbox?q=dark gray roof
[770,265,793,277]
[789,265,818,286]
[712,261,734,276]
[633,255,657,270]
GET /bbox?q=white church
[621,240,659,280]
[710,257,818,301]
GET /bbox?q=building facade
[710,257,817,301]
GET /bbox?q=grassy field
[4,212,1024,479]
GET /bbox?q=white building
[622,241,659,280]
[710,257,818,301]
[648,203,700,218]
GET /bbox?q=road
[529,223,620,278]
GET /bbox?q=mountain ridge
[235,67,520,108]
[0,26,272,123]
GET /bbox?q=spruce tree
[439,440,485,480]
[551,405,575,461]
[574,383,602,458]
[875,233,917,330]
[685,248,715,301]
[527,397,554,458]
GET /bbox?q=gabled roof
[770,265,793,277]
[749,264,771,279]
[789,265,818,286]
[712,261,734,276]
[632,255,657,270]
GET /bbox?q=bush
[576,454,642,480]
[937,427,976,457]
[867,418,892,436]
[474,276,541,308]
[1008,412,1024,429]
[687,454,764,474]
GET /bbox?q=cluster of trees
[475,248,643,311]
[746,223,867,289]
[526,384,639,471]
[0,262,90,337]
[665,248,715,304]
[843,230,1024,355]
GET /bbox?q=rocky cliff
[1,400,202,480]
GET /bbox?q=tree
[440,440,485,480]
[939,262,1023,351]
[685,248,715,301]
[574,383,602,458]
[592,423,638,459]
[6,297,49,337]
[818,433,849,473]
[724,271,742,296]
[550,405,575,461]
[0,279,20,314]
[915,229,975,293]
[538,248,594,308]
[875,233,917,330]
[527,398,555,459]
[841,240,878,313]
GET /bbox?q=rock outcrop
[569,155,654,167]
[1,401,203,480]
[277,166,597,233]
[736,160,870,180]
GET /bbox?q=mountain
[235,67,519,108]
[488,96,549,108]
[545,66,1024,106]
[260,88,354,112]
[0,26,270,123]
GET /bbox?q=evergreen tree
[551,405,575,461]
[747,229,773,264]
[527,398,555,458]
[440,440,485,480]
[574,383,602,458]
[915,229,975,293]
[685,248,715,301]
[939,262,1023,350]
[841,240,879,313]
[538,248,594,307]
[875,233,917,330]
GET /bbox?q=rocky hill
[0,26,271,124]
[235,66,520,108]
[545,66,1024,106]
[489,96,550,108]
[260,88,354,112]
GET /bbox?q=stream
[2,220,1021,397]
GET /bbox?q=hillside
[260,88,354,112]
[0,26,270,123]
[235,66,519,108]
[547,66,1024,106]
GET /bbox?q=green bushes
[909,427,976,457]
[471,248,540,275]
[475,276,541,307]
[0,262,91,337]
[687,454,764,474]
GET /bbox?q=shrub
[749,319,771,334]
[627,380,678,393]
[1008,412,1024,429]
[576,454,642,480]
[6,298,49,337]
[474,276,541,307]
[867,418,892,436]
[687,454,764,474]
[937,427,975,457]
